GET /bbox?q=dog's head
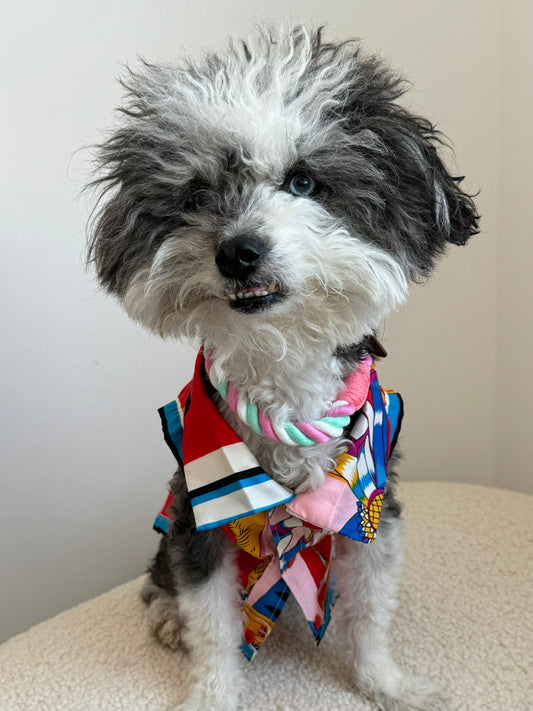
[88,26,478,358]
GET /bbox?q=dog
[88,25,478,711]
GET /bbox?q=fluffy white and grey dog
[89,25,478,711]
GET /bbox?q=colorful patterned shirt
[155,349,403,659]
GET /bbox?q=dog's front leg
[170,542,244,711]
[334,499,449,711]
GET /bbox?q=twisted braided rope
[204,346,372,447]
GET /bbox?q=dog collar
[203,344,373,446]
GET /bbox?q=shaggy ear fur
[370,106,480,248]
[87,116,188,296]
[335,51,480,276]
[375,108,480,274]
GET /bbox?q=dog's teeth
[229,284,277,302]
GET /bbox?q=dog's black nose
[215,235,267,280]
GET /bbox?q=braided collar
[203,344,373,446]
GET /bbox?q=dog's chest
[211,361,348,490]
[219,399,346,492]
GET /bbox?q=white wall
[496,1,533,492]
[1,0,522,644]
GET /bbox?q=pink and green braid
[204,346,372,447]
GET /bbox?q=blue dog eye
[288,173,317,197]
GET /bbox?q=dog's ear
[88,128,183,296]
[366,102,479,273]
[87,64,186,296]
[390,109,480,248]
[334,51,480,274]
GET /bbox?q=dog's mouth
[225,281,283,313]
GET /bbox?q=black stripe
[201,361,221,405]
[344,406,363,436]
[389,394,404,456]
[158,406,184,468]
[188,466,266,499]
[183,393,191,415]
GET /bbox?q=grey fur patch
[147,468,226,593]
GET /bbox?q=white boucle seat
[0,482,531,711]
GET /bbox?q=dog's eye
[287,173,317,197]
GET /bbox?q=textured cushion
[0,482,531,710]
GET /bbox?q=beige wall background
[1,0,530,643]
[496,0,533,493]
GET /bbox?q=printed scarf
[155,349,403,659]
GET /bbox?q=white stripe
[311,420,344,437]
[348,408,370,440]
[237,390,248,425]
[177,399,185,427]
[272,420,294,445]
[192,478,294,528]
[184,442,259,491]
[331,399,349,408]
[358,448,375,497]
[221,442,261,473]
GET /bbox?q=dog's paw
[168,661,245,711]
[171,703,235,711]
[143,585,184,650]
[170,688,240,711]
[355,662,449,711]
[152,610,183,650]
[372,674,450,711]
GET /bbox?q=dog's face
[89,26,478,357]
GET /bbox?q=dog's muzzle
[216,235,282,313]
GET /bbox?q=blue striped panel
[153,513,170,535]
[370,380,387,488]
[162,400,183,463]
[195,494,294,531]
[386,392,403,450]
[189,472,273,506]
